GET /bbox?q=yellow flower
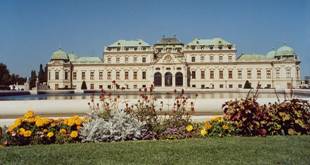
[47,132,54,138]
[70,131,78,138]
[23,130,32,137]
[24,111,35,119]
[75,118,82,126]
[222,124,229,130]
[19,128,25,135]
[211,116,223,123]
[204,121,212,130]
[200,129,207,136]
[14,118,22,127]
[35,118,45,127]
[60,129,67,134]
[186,124,193,132]
[67,119,75,127]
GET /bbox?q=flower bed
[1,88,310,146]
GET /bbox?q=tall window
[142,71,146,79]
[191,56,195,62]
[125,71,129,80]
[99,72,103,80]
[133,57,137,62]
[286,68,291,78]
[210,70,214,79]
[219,55,223,62]
[238,70,242,79]
[257,70,261,79]
[64,71,68,80]
[228,70,233,79]
[142,57,146,63]
[266,69,271,79]
[276,68,280,79]
[107,57,111,63]
[219,70,224,79]
[210,55,214,62]
[201,70,205,79]
[107,72,111,80]
[73,72,77,80]
[82,72,85,80]
[191,71,196,79]
[125,57,129,63]
[116,71,120,80]
[55,71,59,80]
[133,71,137,80]
[228,55,233,62]
[200,55,204,62]
[247,70,252,79]
[116,57,120,63]
[90,71,94,80]
[48,72,51,80]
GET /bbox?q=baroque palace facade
[47,37,301,90]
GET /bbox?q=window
[191,56,195,62]
[201,70,205,79]
[219,84,224,88]
[238,84,243,88]
[107,85,111,89]
[191,71,196,79]
[219,70,224,79]
[228,70,233,79]
[200,55,204,62]
[73,72,77,80]
[266,69,271,79]
[177,67,182,70]
[133,85,137,89]
[99,85,103,89]
[125,72,129,80]
[142,71,146,79]
[155,67,160,70]
[142,57,146,63]
[116,57,120,63]
[99,72,103,80]
[228,55,232,61]
[229,84,233,88]
[219,55,223,62]
[65,71,68,80]
[276,68,280,79]
[247,70,252,79]
[133,71,137,80]
[48,72,51,80]
[201,85,205,88]
[257,70,261,79]
[210,55,214,62]
[107,57,111,63]
[237,70,242,79]
[55,71,59,80]
[192,84,196,88]
[286,68,291,78]
[133,57,137,62]
[125,57,129,63]
[107,72,111,80]
[210,70,214,79]
[82,72,85,80]
[90,84,94,90]
[90,71,94,80]
[116,71,120,80]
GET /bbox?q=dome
[67,52,78,61]
[276,45,295,56]
[51,49,68,60]
[266,50,276,58]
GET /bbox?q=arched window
[154,72,162,86]
[165,72,172,86]
[175,72,183,86]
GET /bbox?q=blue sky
[0,0,309,77]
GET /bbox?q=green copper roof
[187,37,232,46]
[266,50,276,58]
[67,52,78,61]
[276,45,295,56]
[109,39,150,47]
[51,49,68,60]
[238,54,267,61]
[74,57,102,63]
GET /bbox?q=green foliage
[243,80,252,89]
[81,81,87,90]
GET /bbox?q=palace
[47,37,301,90]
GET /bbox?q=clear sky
[0,0,309,77]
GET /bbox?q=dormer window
[117,42,120,45]
[228,45,232,49]
[209,46,214,50]
[196,41,199,44]
[191,46,195,50]
[139,42,141,45]
[218,46,223,50]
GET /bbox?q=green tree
[244,80,252,89]
[30,70,37,89]
[38,64,45,83]
[0,63,11,86]
[81,81,87,90]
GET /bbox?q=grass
[0,136,310,165]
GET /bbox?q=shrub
[79,110,146,142]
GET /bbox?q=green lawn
[0,136,310,165]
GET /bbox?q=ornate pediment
[154,53,185,64]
